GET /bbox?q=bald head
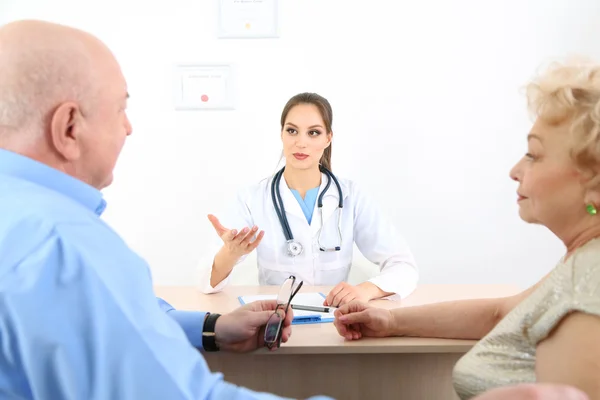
[0,20,131,190]
[0,20,117,146]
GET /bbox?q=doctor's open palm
[208,214,265,258]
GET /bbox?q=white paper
[218,0,279,38]
[239,292,335,318]
[173,65,234,110]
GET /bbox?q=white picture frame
[217,0,279,39]
[172,64,235,110]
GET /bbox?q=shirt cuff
[167,310,207,349]
[368,264,419,299]
[199,264,232,294]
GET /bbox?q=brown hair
[280,92,333,171]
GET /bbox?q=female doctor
[199,92,418,306]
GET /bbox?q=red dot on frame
[201,94,209,102]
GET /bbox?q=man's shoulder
[0,178,109,276]
[0,174,97,224]
[0,199,144,297]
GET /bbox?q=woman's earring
[586,204,597,216]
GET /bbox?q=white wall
[3,0,600,289]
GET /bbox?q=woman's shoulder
[328,174,357,195]
[524,238,600,339]
[568,237,600,291]
[334,175,383,206]
[233,175,274,202]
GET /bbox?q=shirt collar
[0,148,107,216]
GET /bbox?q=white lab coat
[198,173,418,299]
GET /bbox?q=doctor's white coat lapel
[276,172,306,221]
[310,175,350,238]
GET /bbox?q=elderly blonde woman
[332,58,600,400]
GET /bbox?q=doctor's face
[281,103,332,171]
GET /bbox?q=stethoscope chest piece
[286,240,304,257]
[272,164,343,258]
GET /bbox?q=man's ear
[49,102,84,161]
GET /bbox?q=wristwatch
[202,313,221,352]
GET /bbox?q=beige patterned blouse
[453,238,600,399]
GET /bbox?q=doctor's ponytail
[281,92,333,171]
[320,141,332,171]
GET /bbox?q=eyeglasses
[264,275,303,349]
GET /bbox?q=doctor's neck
[283,165,321,199]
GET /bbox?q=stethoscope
[271,164,344,257]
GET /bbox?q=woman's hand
[208,214,264,258]
[324,282,370,307]
[333,301,395,340]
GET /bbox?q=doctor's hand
[324,282,371,307]
[472,383,588,400]
[333,301,395,340]
[208,214,264,258]
[214,300,293,353]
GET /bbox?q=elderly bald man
[0,19,588,400]
[0,19,325,400]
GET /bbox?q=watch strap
[202,313,221,352]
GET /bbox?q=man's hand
[333,301,395,340]
[214,300,293,352]
[472,383,588,400]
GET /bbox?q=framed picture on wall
[172,64,235,110]
[217,0,279,39]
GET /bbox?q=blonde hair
[526,58,600,184]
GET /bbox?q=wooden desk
[155,284,521,400]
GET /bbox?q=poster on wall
[173,64,235,110]
[217,0,279,38]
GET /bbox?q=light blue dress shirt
[0,149,329,400]
[290,187,319,224]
